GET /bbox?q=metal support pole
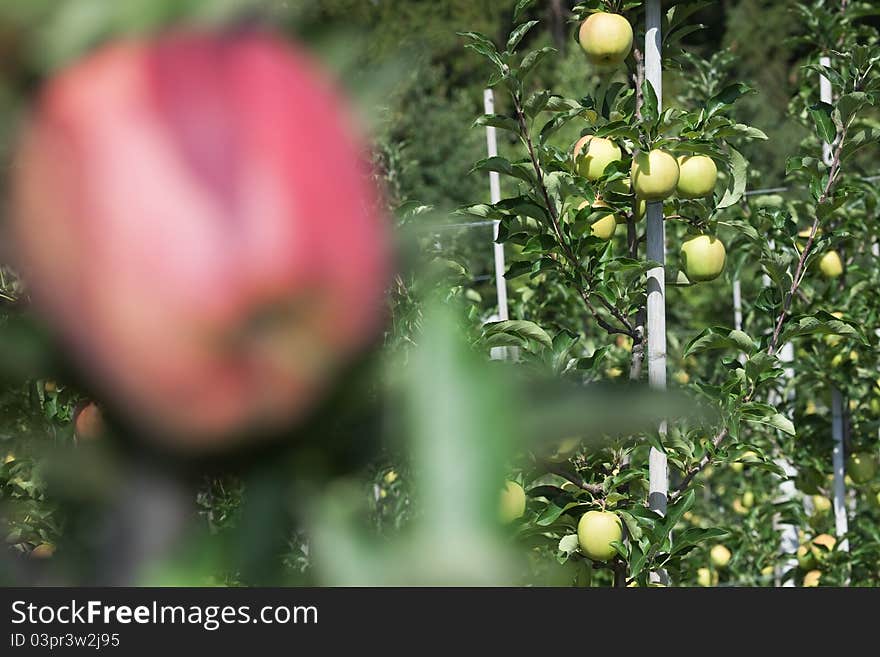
[484,89,510,361]
[831,388,849,551]
[483,89,509,322]
[645,1,667,520]
[820,55,849,551]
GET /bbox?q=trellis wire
[427,177,880,233]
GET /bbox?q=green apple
[810,534,836,562]
[796,544,816,570]
[578,13,633,67]
[696,567,718,587]
[499,481,526,523]
[710,544,731,569]
[870,488,880,509]
[846,452,877,484]
[742,490,755,508]
[803,570,822,587]
[573,135,622,180]
[591,214,617,240]
[676,155,718,198]
[633,198,647,221]
[631,149,679,200]
[812,494,831,515]
[577,510,622,561]
[680,235,726,282]
[819,251,843,278]
[547,436,581,462]
[577,200,617,240]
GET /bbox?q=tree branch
[766,122,848,356]
[512,93,634,338]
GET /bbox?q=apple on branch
[578,13,633,68]
[577,510,622,562]
[573,135,622,180]
[680,235,727,282]
[676,155,718,198]
[631,149,680,201]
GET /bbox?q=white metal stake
[483,89,509,323]
[831,388,849,550]
[820,56,849,551]
[484,89,510,361]
[732,279,743,332]
[645,0,667,520]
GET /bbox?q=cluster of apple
[575,12,726,284]
[500,481,623,563]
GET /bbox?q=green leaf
[808,102,836,145]
[519,46,556,79]
[642,79,659,123]
[684,326,755,356]
[706,83,753,119]
[483,320,553,349]
[717,147,747,209]
[836,92,870,123]
[841,128,880,162]
[663,489,695,535]
[474,114,520,133]
[741,405,796,436]
[778,312,865,345]
[669,527,730,557]
[471,156,535,185]
[558,533,580,556]
[507,20,538,53]
[513,0,537,22]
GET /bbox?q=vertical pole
[831,388,849,550]
[732,279,743,332]
[645,1,667,521]
[484,89,509,323]
[820,55,849,552]
[761,237,800,584]
[732,278,747,367]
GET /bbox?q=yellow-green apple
[710,544,731,569]
[696,567,718,587]
[577,200,617,240]
[810,534,836,562]
[819,251,843,278]
[573,136,622,180]
[578,13,633,67]
[812,495,831,515]
[577,510,622,561]
[499,481,526,523]
[633,198,647,221]
[846,452,877,484]
[796,544,816,570]
[547,436,581,462]
[631,149,680,200]
[676,155,718,198]
[680,235,726,282]
[742,490,755,508]
[803,570,822,587]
